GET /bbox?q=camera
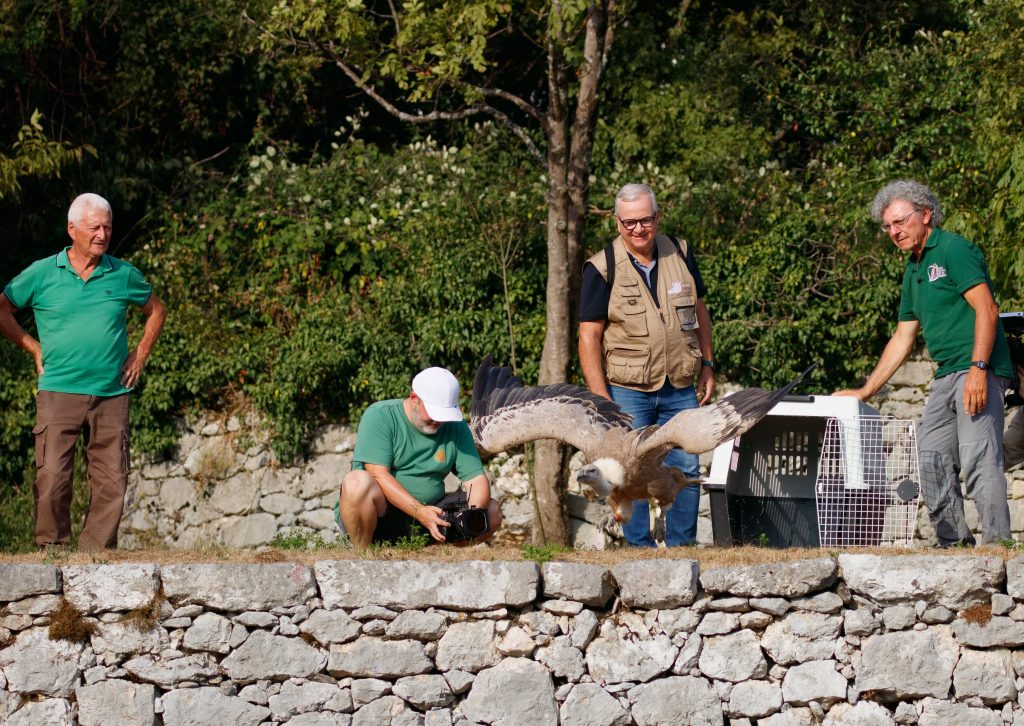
[1003,312,1024,407]
[440,500,490,542]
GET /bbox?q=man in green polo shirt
[337,366,503,548]
[837,179,1014,546]
[0,193,166,550]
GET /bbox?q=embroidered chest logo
[434,448,446,463]
[927,263,947,282]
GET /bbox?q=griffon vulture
[470,357,812,525]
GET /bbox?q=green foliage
[520,542,568,563]
[376,527,432,552]
[0,438,94,552]
[270,528,342,550]
[0,110,94,199]
[127,125,547,460]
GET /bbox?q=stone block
[63,564,160,613]
[315,560,538,611]
[76,681,156,726]
[840,554,1004,609]
[0,565,60,602]
[221,630,326,682]
[160,687,271,726]
[0,628,85,697]
[628,676,724,726]
[461,658,558,726]
[542,563,614,607]
[855,627,958,701]
[161,563,316,611]
[612,560,699,609]
[701,558,838,598]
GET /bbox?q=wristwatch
[971,360,990,370]
[701,359,717,371]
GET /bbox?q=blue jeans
[610,382,701,547]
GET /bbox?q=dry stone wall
[119,351,1024,549]
[4,555,1024,725]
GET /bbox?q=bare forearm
[365,465,424,517]
[579,322,610,399]
[695,299,713,360]
[463,474,491,508]
[859,327,916,398]
[134,296,166,362]
[0,313,39,357]
[970,294,998,363]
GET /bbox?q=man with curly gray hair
[837,179,1014,546]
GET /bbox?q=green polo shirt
[3,247,153,396]
[898,227,1013,379]
[353,399,484,505]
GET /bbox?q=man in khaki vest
[578,183,716,546]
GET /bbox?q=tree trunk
[531,0,611,545]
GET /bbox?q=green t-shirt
[3,248,153,396]
[898,227,1013,379]
[353,399,485,505]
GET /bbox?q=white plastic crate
[705,395,881,547]
[815,416,920,548]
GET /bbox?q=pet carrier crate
[815,416,920,547]
[704,395,883,547]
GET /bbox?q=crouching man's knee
[338,470,385,548]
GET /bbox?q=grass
[2,542,1021,568]
[120,587,166,632]
[521,543,570,564]
[270,529,344,551]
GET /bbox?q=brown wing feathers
[470,356,633,456]
[637,364,816,456]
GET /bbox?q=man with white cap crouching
[336,366,503,548]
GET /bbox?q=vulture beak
[576,464,599,484]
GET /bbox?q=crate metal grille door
[815,416,920,547]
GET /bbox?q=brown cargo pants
[33,390,131,550]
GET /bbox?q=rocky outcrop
[4,555,1024,724]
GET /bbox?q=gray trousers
[918,370,1011,545]
[1007,407,1024,470]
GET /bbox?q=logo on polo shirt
[434,448,446,463]
[927,264,947,282]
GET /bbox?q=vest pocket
[619,304,648,337]
[607,345,651,385]
[680,339,702,379]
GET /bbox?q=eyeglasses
[880,209,919,233]
[617,214,657,231]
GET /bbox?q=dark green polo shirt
[898,227,1013,380]
[353,399,484,505]
[4,247,153,396]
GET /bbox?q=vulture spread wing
[636,365,816,458]
[470,356,633,459]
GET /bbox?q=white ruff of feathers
[591,458,625,488]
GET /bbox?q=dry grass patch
[960,603,993,625]
[48,598,96,642]
[1,543,1017,568]
[120,586,166,632]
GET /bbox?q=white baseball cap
[412,367,464,422]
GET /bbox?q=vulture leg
[652,504,667,545]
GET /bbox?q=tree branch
[472,85,544,125]
[335,60,543,163]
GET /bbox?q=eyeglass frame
[616,212,659,231]
[880,209,920,234]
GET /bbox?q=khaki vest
[588,234,703,392]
